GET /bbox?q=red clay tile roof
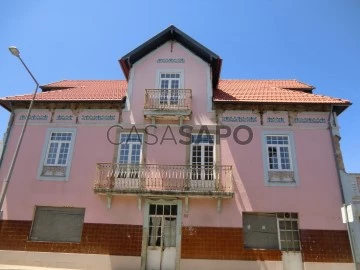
[1,80,127,102]
[0,79,350,107]
[214,80,350,105]
[218,79,315,91]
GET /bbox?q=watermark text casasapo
[107,124,253,145]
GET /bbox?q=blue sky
[0,0,359,172]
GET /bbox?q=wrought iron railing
[94,163,233,195]
[144,89,192,110]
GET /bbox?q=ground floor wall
[0,220,354,269]
[0,252,355,270]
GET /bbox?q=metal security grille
[30,206,85,243]
[148,204,177,248]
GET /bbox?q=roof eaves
[213,99,351,106]
[0,100,11,111]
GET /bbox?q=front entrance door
[144,201,181,270]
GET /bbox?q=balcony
[144,89,192,122]
[93,163,233,198]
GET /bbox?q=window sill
[266,171,298,187]
[27,238,81,244]
[38,165,69,181]
[41,165,67,177]
[268,170,295,181]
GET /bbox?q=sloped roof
[0,79,350,114]
[1,80,126,102]
[214,80,349,104]
[217,79,315,91]
[214,79,350,114]
[119,25,222,88]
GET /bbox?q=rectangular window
[39,128,76,180]
[117,133,143,178]
[277,213,300,251]
[30,206,85,243]
[266,135,292,171]
[262,132,298,185]
[243,212,300,251]
[45,132,73,165]
[191,134,214,180]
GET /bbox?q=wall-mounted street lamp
[0,47,40,217]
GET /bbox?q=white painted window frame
[37,128,77,181]
[276,214,301,251]
[156,69,184,90]
[159,73,181,106]
[262,130,299,187]
[44,132,73,166]
[190,134,215,180]
[266,135,293,171]
[117,133,144,164]
[190,134,215,164]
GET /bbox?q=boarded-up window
[30,206,85,243]
[243,212,279,249]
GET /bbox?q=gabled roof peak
[119,25,222,88]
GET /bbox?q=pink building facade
[0,26,355,269]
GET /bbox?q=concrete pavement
[0,265,77,270]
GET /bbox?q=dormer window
[144,70,191,123]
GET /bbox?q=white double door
[144,201,181,270]
[159,73,181,107]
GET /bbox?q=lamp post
[0,47,40,218]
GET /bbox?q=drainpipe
[328,105,358,270]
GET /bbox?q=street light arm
[17,56,39,87]
[0,53,40,218]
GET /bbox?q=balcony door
[159,73,181,108]
[190,134,215,190]
[116,133,143,189]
